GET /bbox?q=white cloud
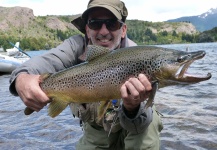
[125,0,217,21]
[1,0,217,21]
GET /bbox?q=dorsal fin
[86,45,110,61]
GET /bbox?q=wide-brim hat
[71,0,128,34]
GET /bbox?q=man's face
[85,8,127,50]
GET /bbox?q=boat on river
[0,42,30,74]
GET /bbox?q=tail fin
[39,73,52,83]
[24,107,35,115]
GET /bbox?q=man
[9,0,163,149]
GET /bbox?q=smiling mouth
[175,51,212,82]
[98,39,111,43]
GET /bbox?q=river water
[0,43,216,150]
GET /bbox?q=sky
[1,0,217,22]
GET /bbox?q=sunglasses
[87,19,124,31]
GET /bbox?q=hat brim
[71,5,122,34]
[71,14,86,34]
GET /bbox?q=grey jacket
[9,34,153,134]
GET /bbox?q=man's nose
[98,23,110,35]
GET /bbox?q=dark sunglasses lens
[106,20,122,31]
[88,20,123,31]
[88,21,103,30]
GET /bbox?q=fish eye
[177,54,190,63]
[177,56,184,63]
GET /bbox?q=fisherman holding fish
[9,0,164,149]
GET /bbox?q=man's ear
[85,25,90,39]
[121,24,127,38]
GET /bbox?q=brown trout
[24,45,211,118]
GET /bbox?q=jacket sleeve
[9,34,85,96]
[118,101,153,134]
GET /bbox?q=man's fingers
[124,80,140,97]
[120,83,128,99]
[15,73,50,113]
[138,74,152,91]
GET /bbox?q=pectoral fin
[145,81,158,109]
[97,100,112,122]
[48,99,69,118]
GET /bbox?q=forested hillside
[0,6,216,51]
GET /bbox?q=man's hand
[15,73,50,112]
[120,74,152,112]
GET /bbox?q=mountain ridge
[0,6,210,50]
[166,7,217,32]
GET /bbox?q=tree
[172,30,177,37]
[144,28,153,37]
[197,33,214,43]
[160,31,168,36]
[182,33,194,42]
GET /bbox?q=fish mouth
[175,51,212,83]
